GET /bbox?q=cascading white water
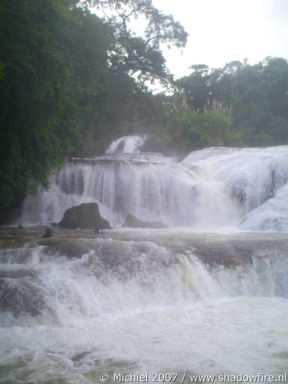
[183,145,288,231]
[105,135,146,155]
[19,141,288,231]
[2,137,288,382]
[1,231,288,383]
[20,153,240,228]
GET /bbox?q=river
[1,137,288,383]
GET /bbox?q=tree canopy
[145,57,288,153]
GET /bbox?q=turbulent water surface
[0,229,288,383]
[1,138,288,383]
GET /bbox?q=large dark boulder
[58,203,111,231]
[124,213,167,229]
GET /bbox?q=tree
[88,0,188,85]
[0,0,110,218]
[177,64,211,111]
[146,57,288,153]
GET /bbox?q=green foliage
[146,57,288,154]
[90,0,188,51]
[0,0,186,220]
[0,60,4,80]
[0,0,78,217]
[89,0,187,86]
[178,57,288,146]
[145,100,235,154]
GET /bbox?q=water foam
[18,144,288,231]
[0,232,288,381]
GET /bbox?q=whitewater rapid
[18,138,288,231]
[0,229,288,383]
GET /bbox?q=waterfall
[183,146,288,231]
[19,139,288,231]
[2,137,288,382]
[105,135,146,155]
[1,231,288,382]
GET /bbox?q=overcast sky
[151,0,288,78]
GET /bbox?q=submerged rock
[58,203,111,231]
[0,278,44,316]
[124,214,167,229]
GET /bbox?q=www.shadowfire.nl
[188,373,287,383]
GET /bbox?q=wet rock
[0,269,36,279]
[124,214,167,229]
[42,226,53,238]
[58,203,111,231]
[0,278,44,316]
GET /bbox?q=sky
[149,0,288,78]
